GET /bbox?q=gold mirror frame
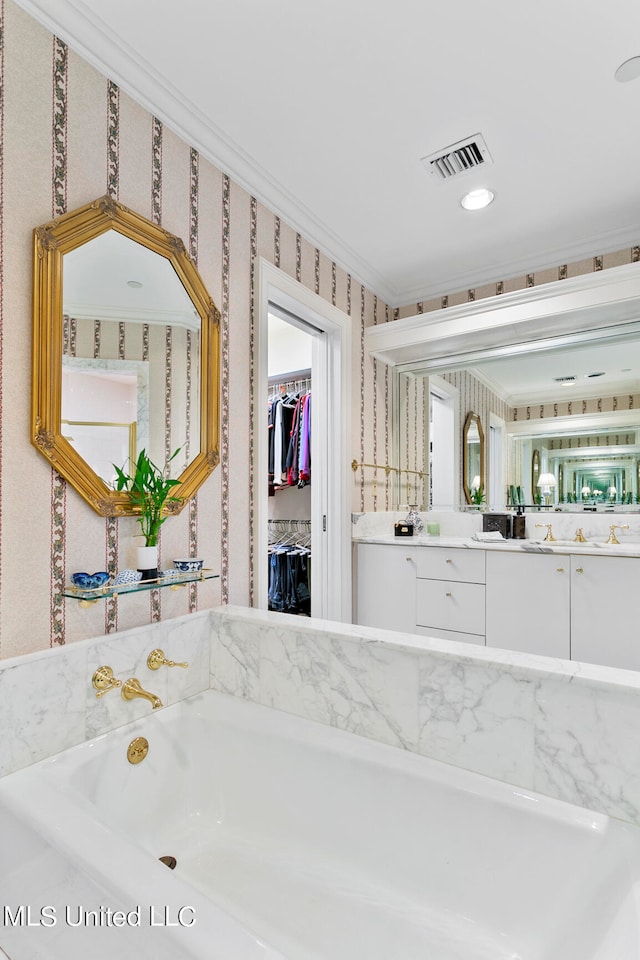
[31,195,220,517]
[462,411,484,505]
[531,449,541,502]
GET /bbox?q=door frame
[256,258,352,622]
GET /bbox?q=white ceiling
[16,0,640,307]
[472,337,640,406]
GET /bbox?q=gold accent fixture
[606,523,630,544]
[127,736,149,765]
[31,195,220,516]
[574,528,587,542]
[121,677,163,710]
[575,566,584,574]
[147,648,189,671]
[350,459,427,479]
[557,567,565,573]
[535,523,556,542]
[92,666,123,698]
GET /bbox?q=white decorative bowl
[113,569,143,585]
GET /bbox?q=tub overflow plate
[127,736,149,764]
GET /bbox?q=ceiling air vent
[421,134,492,181]
[553,376,576,385]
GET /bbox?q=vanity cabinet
[570,555,640,671]
[354,542,417,634]
[354,541,640,671]
[415,548,485,644]
[485,552,570,659]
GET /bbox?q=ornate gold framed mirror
[31,195,220,516]
[462,411,484,504]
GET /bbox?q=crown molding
[396,221,640,307]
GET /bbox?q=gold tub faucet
[121,677,163,710]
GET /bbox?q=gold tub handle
[147,648,189,671]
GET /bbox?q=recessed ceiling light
[127,280,143,289]
[460,187,495,211]
[615,56,640,82]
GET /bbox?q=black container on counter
[482,513,511,538]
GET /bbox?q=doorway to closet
[257,259,352,623]
[267,309,316,616]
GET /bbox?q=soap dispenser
[511,506,526,539]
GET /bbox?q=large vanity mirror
[32,196,220,516]
[368,261,640,512]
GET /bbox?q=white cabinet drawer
[416,579,485,635]
[415,625,486,646]
[416,547,485,584]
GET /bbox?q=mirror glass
[463,412,484,504]
[62,231,201,486]
[374,261,640,514]
[32,196,220,516]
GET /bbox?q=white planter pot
[136,545,158,580]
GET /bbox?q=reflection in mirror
[463,412,484,505]
[370,261,640,514]
[32,196,220,516]
[62,231,201,485]
[394,371,430,508]
[531,449,541,504]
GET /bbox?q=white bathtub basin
[2,690,640,960]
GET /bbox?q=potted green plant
[470,484,485,508]
[113,448,182,579]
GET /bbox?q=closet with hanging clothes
[267,518,311,615]
[268,304,314,616]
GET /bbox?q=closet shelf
[63,569,219,606]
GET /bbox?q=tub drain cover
[159,855,177,870]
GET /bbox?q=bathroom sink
[527,539,640,552]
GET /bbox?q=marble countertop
[353,534,640,558]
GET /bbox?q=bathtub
[2,689,640,960]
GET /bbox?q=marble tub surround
[0,609,211,778]
[211,605,640,827]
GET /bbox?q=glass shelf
[63,569,219,605]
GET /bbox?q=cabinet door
[485,552,570,658]
[354,543,417,633]
[571,555,640,671]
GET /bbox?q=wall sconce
[471,475,481,492]
[581,485,591,499]
[608,486,617,501]
[537,472,556,506]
